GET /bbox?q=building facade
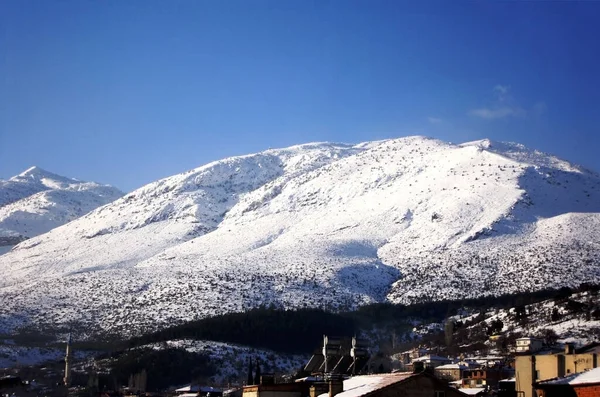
[515,343,600,397]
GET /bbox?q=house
[535,366,600,397]
[497,378,516,397]
[434,363,469,381]
[515,337,543,354]
[515,342,600,397]
[411,355,452,369]
[461,367,513,389]
[393,348,430,365]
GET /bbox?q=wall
[566,354,597,375]
[575,384,600,397]
[517,353,599,397]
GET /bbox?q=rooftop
[316,373,415,397]
[538,367,600,386]
[412,355,451,362]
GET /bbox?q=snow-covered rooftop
[176,385,222,393]
[539,367,600,386]
[458,388,485,395]
[316,373,414,397]
[412,355,451,362]
[435,363,468,370]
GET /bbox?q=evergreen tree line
[126,284,599,354]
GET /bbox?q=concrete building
[515,337,543,354]
[434,363,469,381]
[411,355,452,369]
[515,342,600,397]
[461,367,514,389]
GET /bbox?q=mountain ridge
[1,136,599,336]
[0,166,124,253]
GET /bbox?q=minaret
[64,333,73,387]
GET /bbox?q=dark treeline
[111,348,215,391]
[128,307,356,354]
[125,284,599,354]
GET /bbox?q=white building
[515,337,543,353]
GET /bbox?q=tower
[64,333,73,387]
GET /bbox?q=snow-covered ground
[0,166,123,248]
[0,342,94,368]
[1,136,599,336]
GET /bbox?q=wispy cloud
[469,84,539,120]
[493,85,510,101]
[469,106,526,120]
[428,117,443,124]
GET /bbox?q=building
[434,363,469,381]
[497,378,516,397]
[411,355,452,369]
[535,366,600,397]
[393,348,430,366]
[515,337,543,354]
[515,342,600,397]
[461,367,514,389]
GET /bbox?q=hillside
[0,167,123,254]
[1,137,599,336]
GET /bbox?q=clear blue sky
[1,1,599,192]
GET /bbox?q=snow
[0,166,123,246]
[540,367,600,386]
[176,385,222,393]
[435,364,467,370]
[458,388,485,395]
[1,136,599,336]
[412,355,451,362]
[316,373,414,397]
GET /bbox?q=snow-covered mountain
[1,137,599,336]
[0,166,123,254]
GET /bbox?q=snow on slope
[0,167,123,250]
[1,137,599,336]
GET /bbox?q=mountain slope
[1,137,599,336]
[0,166,123,253]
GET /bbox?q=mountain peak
[11,166,76,183]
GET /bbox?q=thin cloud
[493,85,510,101]
[469,106,526,120]
[469,85,532,120]
[428,117,443,124]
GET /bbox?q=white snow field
[0,166,123,250]
[1,137,599,336]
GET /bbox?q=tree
[538,329,559,346]
[551,308,561,322]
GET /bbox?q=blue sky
[1,1,599,192]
